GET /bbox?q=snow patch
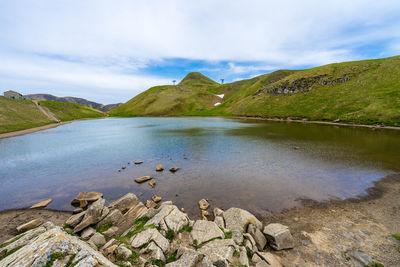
[216,94,225,98]
[214,102,221,106]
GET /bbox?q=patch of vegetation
[65,253,76,267]
[0,233,25,249]
[233,250,240,257]
[39,100,105,121]
[63,223,73,229]
[246,249,253,261]
[95,222,113,233]
[178,224,192,233]
[44,252,67,267]
[166,251,178,263]
[219,226,232,239]
[115,217,155,244]
[370,262,384,267]
[133,216,150,226]
[165,229,175,241]
[0,246,23,261]
[150,259,165,267]
[392,234,400,242]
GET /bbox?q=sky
[0,1,400,104]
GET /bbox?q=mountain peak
[179,72,218,85]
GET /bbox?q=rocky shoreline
[0,174,399,266]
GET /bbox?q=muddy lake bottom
[0,117,399,218]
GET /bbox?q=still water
[0,117,399,217]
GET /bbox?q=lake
[0,117,399,217]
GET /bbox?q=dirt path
[32,100,59,121]
[262,174,400,266]
[0,121,71,139]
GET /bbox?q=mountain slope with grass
[0,97,105,134]
[111,55,400,126]
[108,72,221,116]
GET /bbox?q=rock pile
[0,192,294,267]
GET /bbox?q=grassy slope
[0,97,105,134]
[111,56,400,126]
[39,101,105,121]
[109,72,220,116]
[0,96,53,133]
[192,56,400,126]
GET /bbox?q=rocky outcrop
[1,192,291,267]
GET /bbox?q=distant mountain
[109,56,400,126]
[23,94,121,112]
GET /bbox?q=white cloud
[0,0,399,102]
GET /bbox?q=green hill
[39,101,105,121]
[110,56,400,126]
[0,97,105,134]
[108,72,220,116]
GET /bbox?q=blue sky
[0,0,400,104]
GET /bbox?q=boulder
[0,226,116,266]
[243,233,257,251]
[30,198,52,209]
[156,164,164,171]
[103,226,118,238]
[84,198,107,224]
[116,245,132,260]
[145,205,176,229]
[239,247,249,267]
[135,176,153,183]
[198,239,237,264]
[134,161,143,164]
[140,241,165,262]
[119,202,147,233]
[166,247,199,267]
[164,207,189,232]
[146,200,158,208]
[16,219,42,233]
[214,216,225,228]
[108,193,140,213]
[73,215,96,233]
[65,211,86,227]
[248,223,267,251]
[71,191,103,207]
[152,195,162,203]
[97,209,123,227]
[169,167,180,172]
[81,227,96,240]
[223,207,262,232]
[255,252,282,267]
[201,210,210,220]
[213,207,224,217]
[130,228,169,252]
[198,199,210,210]
[149,180,156,188]
[263,223,294,250]
[89,232,106,247]
[191,220,224,244]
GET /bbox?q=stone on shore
[16,219,42,232]
[89,232,107,247]
[116,245,132,260]
[248,223,267,251]
[263,223,294,250]
[81,227,96,240]
[152,195,162,203]
[198,198,210,210]
[197,239,237,264]
[146,200,158,208]
[84,198,108,224]
[135,176,152,183]
[65,211,86,227]
[191,220,224,244]
[166,247,199,267]
[71,191,103,208]
[164,207,189,232]
[73,215,96,233]
[169,167,180,172]
[156,164,164,171]
[214,216,225,228]
[0,226,116,267]
[201,210,210,220]
[97,209,123,227]
[130,228,169,252]
[73,207,83,214]
[108,193,140,213]
[223,207,263,232]
[30,198,52,209]
[256,251,283,267]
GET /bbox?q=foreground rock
[30,198,52,209]
[156,164,164,171]
[0,225,116,266]
[71,191,103,208]
[16,219,42,232]
[263,223,294,250]
[169,167,180,172]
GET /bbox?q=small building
[3,90,24,99]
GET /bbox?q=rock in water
[198,199,210,210]
[149,180,156,188]
[71,192,103,207]
[169,167,180,172]
[152,195,162,203]
[16,219,42,232]
[135,176,152,183]
[156,164,164,171]
[121,166,126,169]
[263,223,294,250]
[30,198,52,209]
[108,193,140,213]
[134,161,143,164]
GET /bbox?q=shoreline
[1,115,399,140]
